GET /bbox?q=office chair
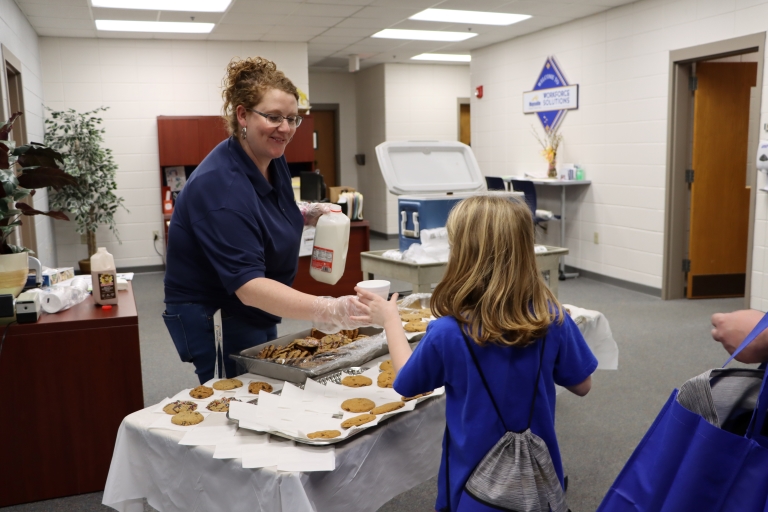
[509,179,559,226]
[485,176,507,191]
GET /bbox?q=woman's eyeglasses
[249,109,303,127]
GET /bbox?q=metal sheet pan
[229,366,440,446]
[230,327,387,384]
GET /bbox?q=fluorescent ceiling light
[92,0,231,12]
[410,8,531,26]
[95,20,215,33]
[412,53,471,62]
[371,29,476,42]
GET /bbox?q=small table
[0,284,142,507]
[361,246,569,297]
[103,392,445,512]
[503,177,591,279]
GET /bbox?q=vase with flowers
[532,125,563,179]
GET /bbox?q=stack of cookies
[254,329,369,368]
[400,308,432,333]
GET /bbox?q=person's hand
[711,309,768,363]
[298,202,334,227]
[311,295,370,333]
[353,288,401,328]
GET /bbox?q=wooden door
[459,103,471,146]
[687,62,757,298]
[313,110,337,187]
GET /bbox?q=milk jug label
[97,272,117,299]
[311,245,333,273]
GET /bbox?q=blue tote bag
[597,313,768,512]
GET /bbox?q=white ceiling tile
[335,17,397,29]
[17,3,91,18]
[310,34,366,44]
[158,12,222,23]
[261,32,317,42]
[284,15,345,28]
[292,3,364,17]
[36,26,97,37]
[352,6,421,20]
[217,14,287,25]
[320,26,378,37]
[28,15,95,29]
[225,1,297,16]
[267,25,327,37]
[303,0,375,5]
[366,0,435,6]
[91,7,158,21]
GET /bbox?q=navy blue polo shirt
[164,137,304,327]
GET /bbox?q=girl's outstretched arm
[353,288,412,371]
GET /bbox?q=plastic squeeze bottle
[309,204,350,285]
[91,247,118,306]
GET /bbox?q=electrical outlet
[80,233,87,245]
[593,232,599,244]
[152,230,160,241]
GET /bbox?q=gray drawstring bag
[441,331,569,512]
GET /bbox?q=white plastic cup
[357,279,391,299]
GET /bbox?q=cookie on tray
[162,400,198,415]
[307,430,341,439]
[379,360,393,372]
[341,375,372,388]
[212,378,243,390]
[400,312,426,322]
[402,391,434,402]
[206,397,241,412]
[248,381,274,394]
[189,385,214,399]
[171,411,204,426]
[377,371,395,388]
[370,402,405,415]
[341,398,376,413]
[341,414,376,429]
[404,321,428,333]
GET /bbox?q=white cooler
[375,140,521,251]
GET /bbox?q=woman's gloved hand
[298,202,335,227]
[311,296,371,333]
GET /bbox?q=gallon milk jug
[91,247,118,306]
[310,205,350,285]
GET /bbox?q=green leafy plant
[45,107,126,259]
[0,112,76,254]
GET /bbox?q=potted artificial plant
[45,107,126,273]
[0,112,77,296]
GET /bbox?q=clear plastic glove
[298,202,335,227]
[311,295,371,333]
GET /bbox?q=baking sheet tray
[230,327,387,384]
[228,366,442,446]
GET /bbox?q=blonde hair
[430,194,563,347]
[221,56,299,136]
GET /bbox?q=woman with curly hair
[163,57,366,383]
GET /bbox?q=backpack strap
[460,328,547,431]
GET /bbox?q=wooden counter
[0,284,142,507]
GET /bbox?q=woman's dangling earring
[241,126,247,140]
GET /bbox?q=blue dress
[394,314,598,512]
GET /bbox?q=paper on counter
[241,437,294,469]
[178,414,236,446]
[212,430,269,459]
[275,444,335,472]
[148,411,211,431]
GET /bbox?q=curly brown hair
[430,195,563,347]
[221,56,299,136]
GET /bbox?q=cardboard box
[40,267,75,287]
[329,186,355,204]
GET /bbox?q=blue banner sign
[523,56,578,132]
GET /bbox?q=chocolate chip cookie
[212,378,243,390]
[370,402,405,415]
[162,400,198,415]
[189,385,214,399]
[401,391,433,402]
[341,375,372,388]
[307,430,341,439]
[206,397,241,412]
[171,410,204,426]
[341,398,376,413]
[248,381,274,394]
[377,371,395,388]
[404,321,428,332]
[379,360,393,372]
[341,413,376,429]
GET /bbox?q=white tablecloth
[103,392,445,512]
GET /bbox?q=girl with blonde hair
[355,194,596,512]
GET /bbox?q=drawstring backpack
[442,331,569,512]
